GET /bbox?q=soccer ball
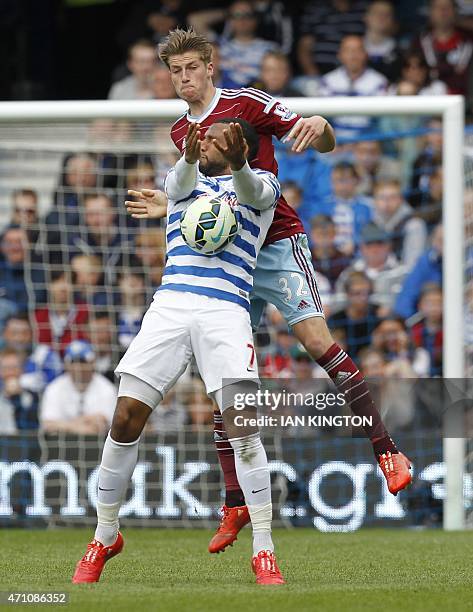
[180,195,239,255]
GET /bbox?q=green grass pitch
[1,528,473,612]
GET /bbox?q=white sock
[228,432,274,556]
[94,432,139,546]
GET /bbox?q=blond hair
[158,27,212,67]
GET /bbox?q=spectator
[371,316,430,376]
[412,0,473,97]
[353,140,400,196]
[210,42,223,88]
[281,181,303,211]
[297,0,368,77]
[116,269,147,350]
[146,5,180,46]
[310,215,352,288]
[319,35,387,138]
[275,143,332,232]
[358,347,415,432]
[134,228,166,289]
[189,1,293,53]
[69,192,133,286]
[364,0,402,81]
[71,254,109,308]
[0,226,31,316]
[394,223,443,319]
[186,380,214,428]
[249,0,294,54]
[89,312,117,383]
[409,118,442,209]
[335,222,406,312]
[10,189,40,247]
[410,283,443,376]
[146,388,188,433]
[291,344,317,381]
[152,63,177,99]
[260,327,296,378]
[47,153,98,264]
[318,161,373,255]
[86,120,135,190]
[372,179,427,269]
[390,51,448,96]
[2,313,62,394]
[34,270,89,355]
[0,348,39,432]
[251,51,301,97]
[415,165,442,227]
[219,1,277,89]
[328,270,380,358]
[126,160,156,194]
[108,39,156,100]
[55,153,98,209]
[40,340,116,434]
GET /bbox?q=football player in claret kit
[127,27,412,554]
[73,119,285,585]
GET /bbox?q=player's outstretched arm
[285,116,336,153]
[165,123,201,201]
[214,122,278,211]
[125,189,168,219]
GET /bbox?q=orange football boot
[252,550,286,585]
[379,451,412,495]
[208,505,250,553]
[72,532,124,583]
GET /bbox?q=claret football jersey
[170,87,305,245]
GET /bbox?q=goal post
[0,95,466,530]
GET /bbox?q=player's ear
[207,61,214,78]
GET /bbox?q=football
[180,195,239,255]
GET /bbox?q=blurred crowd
[1,0,470,436]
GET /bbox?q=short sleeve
[241,89,301,141]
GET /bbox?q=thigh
[191,295,260,395]
[252,234,325,327]
[115,290,193,397]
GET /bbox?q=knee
[111,396,151,443]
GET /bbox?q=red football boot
[252,550,286,585]
[378,451,412,495]
[72,532,124,584]
[208,505,250,553]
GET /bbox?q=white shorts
[115,290,259,400]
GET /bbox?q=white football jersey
[159,169,279,312]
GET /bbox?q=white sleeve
[231,162,279,210]
[164,156,199,201]
[40,382,63,423]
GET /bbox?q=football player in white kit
[72,119,285,586]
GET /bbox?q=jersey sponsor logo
[273,103,297,121]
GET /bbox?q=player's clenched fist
[212,122,249,171]
[184,122,201,164]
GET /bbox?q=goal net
[0,97,469,531]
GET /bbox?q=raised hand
[125,189,168,219]
[185,122,201,164]
[212,122,249,171]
